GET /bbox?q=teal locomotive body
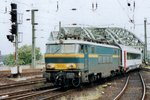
[44,40,122,87]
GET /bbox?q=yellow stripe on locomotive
[46,63,77,70]
[88,54,98,58]
[45,54,84,58]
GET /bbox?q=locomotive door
[84,45,89,71]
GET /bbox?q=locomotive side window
[98,56,102,63]
[84,45,88,53]
[98,55,112,64]
[91,47,95,54]
[79,45,84,53]
[114,49,117,54]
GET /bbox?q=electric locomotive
[43,27,143,87]
[43,39,124,87]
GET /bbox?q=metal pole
[59,21,61,36]
[31,9,38,68]
[31,10,35,68]
[15,5,19,76]
[14,22,19,76]
[59,21,61,32]
[144,18,147,64]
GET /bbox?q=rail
[113,72,146,100]
[14,88,60,100]
[0,83,54,100]
[41,90,74,100]
[113,76,130,100]
[0,78,45,90]
[139,72,146,100]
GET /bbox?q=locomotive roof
[46,40,120,49]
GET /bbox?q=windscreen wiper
[53,47,60,54]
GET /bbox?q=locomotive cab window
[46,44,79,54]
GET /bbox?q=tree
[3,45,42,65]
[3,54,15,65]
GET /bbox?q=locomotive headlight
[66,64,72,68]
[50,64,55,69]
[46,64,49,68]
[47,64,55,69]
[78,72,81,77]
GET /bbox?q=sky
[0,0,150,55]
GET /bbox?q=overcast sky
[0,0,150,55]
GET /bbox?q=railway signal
[7,3,18,42]
[6,35,14,42]
[10,3,17,35]
[10,3,17,23]
[10,24,17,35]
[6,3,20,77]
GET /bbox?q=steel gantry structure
[52,27,144,50]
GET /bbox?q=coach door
[84,45,89,71]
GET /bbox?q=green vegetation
[3,54,14,65]
[3,45,42,65]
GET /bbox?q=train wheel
[72,78,81,87]
[45,78,50,83]
[111,70,116,77]
[97,73,102,81]
[115,70,120,75]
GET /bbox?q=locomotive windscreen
[46,44,79,54]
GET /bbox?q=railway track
[1,87,70,100]
[0,83,54,100]
[14,88,72,100]
[0,78,45,90]
[142,68,150,72]
[114,71,146,100]
[41,90,73,100]
[0,69,42,78]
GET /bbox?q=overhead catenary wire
[92,2,98,11]
[56,1,59,12]
[126,0,135,22]
[117,0,136,30]
[116,0,132,21]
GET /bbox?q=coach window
[127,53,141,60]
